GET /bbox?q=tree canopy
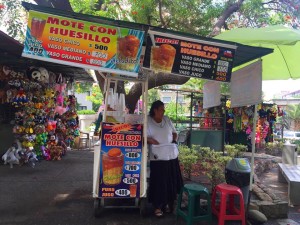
[1,0,299,110]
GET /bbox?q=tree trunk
[34,0,73,11]
[209,0,245,37]
[95,70,189,113]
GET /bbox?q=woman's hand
[148,137,159,145]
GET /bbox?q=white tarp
[203,81,221,109]
[230,60,262,108]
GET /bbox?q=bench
[278,163,300,205]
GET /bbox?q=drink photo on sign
[129,184,137,197]
[116,35,140,71]
[150,44,176,73]
[31,18,46,39]
[102,148,124,186]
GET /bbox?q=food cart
[21,1,274,218]
[21,2,150,216]
[92,74,150,216]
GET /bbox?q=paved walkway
[0,150,300,225]
[260,167,300,225]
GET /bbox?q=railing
[175,116,224,131]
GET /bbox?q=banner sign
[203,81,221,109]
[143,30,237,82]
[230,60,262,107]
[99,123,143,198]
[22,10,145,77]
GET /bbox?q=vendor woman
[147,100,183,217]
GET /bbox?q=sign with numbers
[143,30,237,82]
[22,10,145,77]
[99,123,143,198]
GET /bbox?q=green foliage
[226,0,300,29]
[178,145,233,189]
[224,145,237,158]
[2,0,300,42]
[181,78,229,95]
[0,0,28,41]
[285,104,300,130]
[77,109,96,115]
[86,84,103,112]
[224,144,247,158]
[165,102,186,122]
[181,78,204,91]
[147,88,160,109]
[192,145,212,157]
[192,145,232,190]
[178,145,199,179]
[265,141,283,156]
[276,115,291,131]
[233,144,248,156]
[75,82,92,93]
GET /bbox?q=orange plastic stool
[211,183,246,225]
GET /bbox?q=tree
[147,88,160,107]
[86,84,103,112]
[181,78,205,92]
[2,0,299,110]
[285,104,300,130]
[165,101,186,122]
[210,0,300,37]
[74,82,93,93]
[0,0,28,40]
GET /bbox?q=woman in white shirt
[147,100,183,217]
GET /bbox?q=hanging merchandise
[225,100,277,146]
[1,64,81,167]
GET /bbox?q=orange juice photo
[31,18,46,39]
[116,35,140,71]
[102,148,124,185]
[129,184,137,197]
[150,44,176,73]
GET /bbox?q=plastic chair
[211,183,246,225]
[176,183,212,225]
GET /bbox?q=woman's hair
[149,100,164,117]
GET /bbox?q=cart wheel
[94,198,103,217]
[139,198,148,217]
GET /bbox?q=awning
[0,30,94,82]
[21,2,273,82]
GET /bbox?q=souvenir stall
[0,64,81,168]
[225,100,278,149]
[188,93,226,151]
[155,88,226,150]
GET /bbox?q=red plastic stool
[211,183,246,225]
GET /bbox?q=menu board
[22,10,145,77]
[99,123,143,198]
[143,30,237,82]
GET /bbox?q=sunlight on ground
[53,193,70,201]
[269,184,279,188]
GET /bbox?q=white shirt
[147,115,176,144]
[147,115,178,160]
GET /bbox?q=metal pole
[176,90,178,128]
[222,97,227,155]
[190,92,194,132]
[246,104,258,218]
[250,104,258,190]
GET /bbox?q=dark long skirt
[148,158,183,209]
